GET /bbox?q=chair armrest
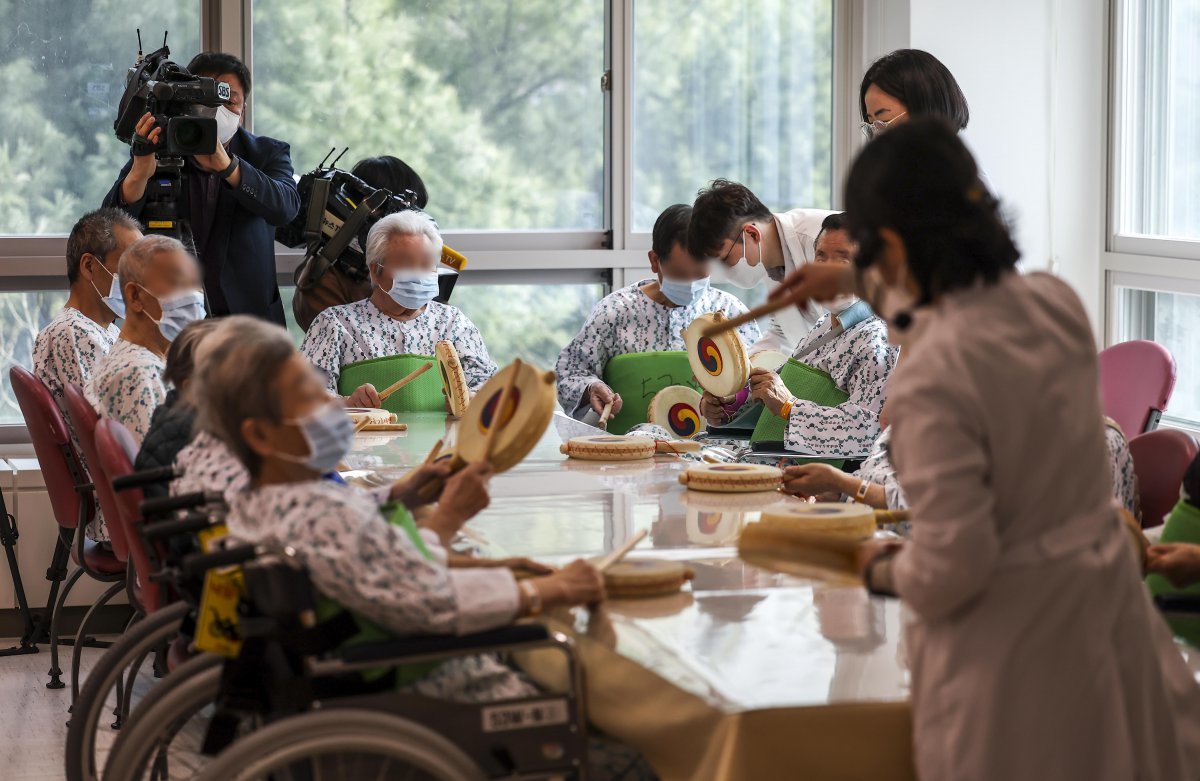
[1154,593,1200,615]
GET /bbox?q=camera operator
[103,52,300,326]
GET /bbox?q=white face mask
[215,105,240,145]
[722,230,769,289]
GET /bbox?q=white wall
[865,0,1108,337]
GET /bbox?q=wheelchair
[101,515,592,779]
[65,465,230,781]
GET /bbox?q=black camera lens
[173,119,204,151]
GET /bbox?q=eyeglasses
[859,111,908,140]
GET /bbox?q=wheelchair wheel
[194,709,487,781]
[65,601,190,781]
[102,653,226,780]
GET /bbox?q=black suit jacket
[103,128,301,326]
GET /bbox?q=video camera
[279,149,466,303]
[114,31,230,158]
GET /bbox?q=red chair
[93,418,169,617]
[9,368,125,692]
[1099,340,1176,435]
[1129,428,1199,528]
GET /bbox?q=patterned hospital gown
[301,298,497,394]
[171,430,250,502]
[1105,420,1140,519]
[555,279,761,414]
[33,307,121,540]
[775,311,897,457]
[88,339,167,447]
[853,420,1139,531]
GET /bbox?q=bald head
[118,235,201,302]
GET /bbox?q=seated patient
[88,235,206,445]
[556,204,760,423]
[198,319,656,778]
[301,211,496,407]
[34,208,142,541]
[701,213,898,457]
[34,208,142,406]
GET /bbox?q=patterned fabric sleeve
[555,301,616,414]
[300,310,351,393]
[785,327,896,457]
[1104,424,1140,518]
[240,487,520,636]
[446,308,499,391]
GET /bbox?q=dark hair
[687,179,773,259]
[352,156,429,209]
[164,319,220,390]
[845,118,1018,304]
[186,52,252,97]
[860,49,969,130]
[815,212,848,248]
[65,208,141,285]
[651,204,693,260]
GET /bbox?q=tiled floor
[1,636,137,780]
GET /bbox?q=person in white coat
[687,179,832,353]
[775,119,1200,780]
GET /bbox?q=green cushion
[314,503,440,685]
[1147,499,1200,648]
[338,354,446,414]
[602,351,699,435]
[750,358,849,469]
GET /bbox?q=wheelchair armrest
[113,466,178,492]
[1154,593,1200,615]
[338,624,553,665]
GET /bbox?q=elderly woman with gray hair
[299,211,497,408]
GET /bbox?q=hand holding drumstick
[702,263,857,338]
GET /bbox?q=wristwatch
[219,154,240,180]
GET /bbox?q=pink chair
[1129,429,1199,528]
[1099,340,1176,435]
[9,369,125,692]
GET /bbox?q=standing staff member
[688,180,831,353]
[104,52,300,326]
[775,119,1200,780]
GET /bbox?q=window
[0,291,69,424]
[0,3,201,235]
[631,0,835,232]
[252,0,606,231]
[1113,284,1200,427]
[1113,0,1200,244]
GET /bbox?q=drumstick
[378,362,435,402]
[701,299,790,338]
[390,438,445,491]
[595,529,649,573]
[353,416,371,433]
[874,509,910,525]
[598,400,614,428]
[482,359,521,462]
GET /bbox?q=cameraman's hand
[193,144,232,177]
[120,113,161,205]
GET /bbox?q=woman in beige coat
[777,119,1200,780]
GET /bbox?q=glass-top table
[345,412,915,780]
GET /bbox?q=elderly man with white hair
[301,211,497,407]
[88,234,206,444]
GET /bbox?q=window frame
[1104,0,1200,415]
[0,0,859,440]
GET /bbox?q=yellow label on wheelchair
[195,524,246,659]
